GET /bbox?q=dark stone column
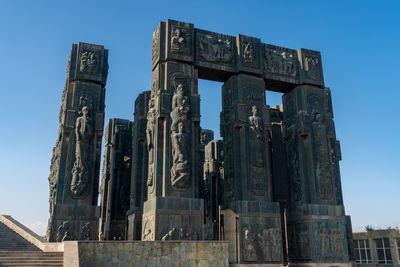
[126,91,151,240]
[99,119,133,240]
[203,140,223,240]
[46,42,108,242]
[141,59,203,241]
[283,85,351,264]
[220,73,283,264]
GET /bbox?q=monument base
[288,262,352,267]
[222,200,283,265]
[126,208,142,240]
[287,204,350,263]
[230,264,284,267]
[141,196,204,240]
[48,204,99,242]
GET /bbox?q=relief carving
[170,26,190,55]
[198,33,233,63]
[79,51,97,73]
[305,55,321,80]
[161,227,175,241]
[71,104,93,196]
[243,228,257,262]
[248,105,265,195]
[80,222,91,240]
[146,96,156,193]
[256,228,282,262]
[264,47,297,77]
[56,221,72,242]
[152,26,160,65]
[243,42,256,65]
[170,84,191,190]
[142,219,154,241]
[312,112,334,200]
[318,227,330,256]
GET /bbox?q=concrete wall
[64,240,229,267]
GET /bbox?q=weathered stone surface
[99,119,133,240]
[282,85,350,263]
[203,140,223,240]
[47,42,108,242]
[126,91,151,240]
[63,241,229,267]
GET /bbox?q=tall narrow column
[283,84,350,264]
[141,60,203,240]
[99,118,133,240]
[46,42,108,241]
[127,91,151,240]
[221,73,283,264]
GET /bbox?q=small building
[353,228,400,267]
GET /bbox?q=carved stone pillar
[126,91,151,240]
[141,59,203,241]
[283,85,350,265]
[46,42,108,242]
[99,119,133,240]
[220,73,283,264]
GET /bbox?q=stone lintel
[152,20,325,90]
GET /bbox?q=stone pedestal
[223,201,283,265]
[142,197,204,241]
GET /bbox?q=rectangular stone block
[237,34,262,75]
[298,48,324,87]
[151,21,166,70]
[142,197,204,241]
[68,42,108,85]
[166,19,194,63]
[195,28,237,81]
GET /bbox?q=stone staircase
[0,220,63,266]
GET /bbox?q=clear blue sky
[0,1,399,236]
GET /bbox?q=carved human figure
[71,106,93,195]
[318,227,330,256]
[248,106,263,167]
[312,113,333,200]
[56,221,71,242]
[80,222,91,240]
[257,229,271,261]
[146,98,156,188]
[270,229,282,261]
[330,229,344,254]
[80,51,97,72]
[170,84,191,190]
[171,28,185,52]
[161,228,175,241]
[243,229,257,262]
[243,42,256,64]
[171,84,189,131]
[306,56,320,79]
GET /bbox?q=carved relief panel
[151,22,166,70]
[287,223,312,260]
[221,74,271,201]
[263,44,299,84]
[283,86,341,205]
[313,220,349,262]
[68,42,108,85]
[166,20,194,63]
[195,29,236,73]
[299,48,324,86]
[237,35,262,74]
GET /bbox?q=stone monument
[46,20,353,267]
[126,91,151,240]
[46,42,108,242]
[99,118,133,240]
